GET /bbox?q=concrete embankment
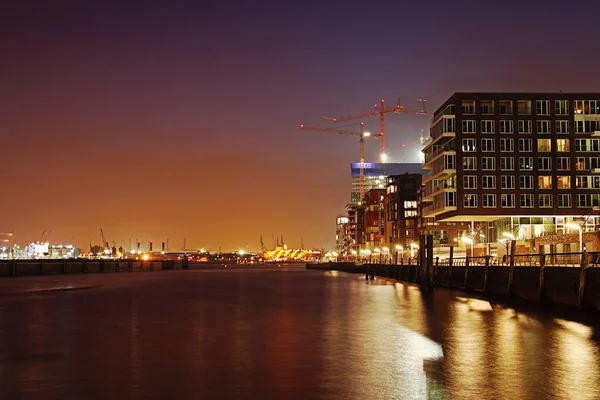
[0,259,184,277]
[308,262,600,312]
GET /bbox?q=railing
[351,251,599,269]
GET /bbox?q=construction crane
[300,122,380,204]
[323,98,432,163]
[402,130,431,148]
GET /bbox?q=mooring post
[507,240,517,297]
[578,251,589,308]
[538,246,546,301]
[483,255,490,292]
[448,246,454,288]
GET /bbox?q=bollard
[578,251,589,308]
[483,255,490,292]
[538,247,546,301]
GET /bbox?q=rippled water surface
[0,267,598,399]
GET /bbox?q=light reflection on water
[0,270,597,399]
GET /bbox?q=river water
[0,267,598,399]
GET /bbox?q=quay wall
[309,261,600,312]
[0,259,184,277]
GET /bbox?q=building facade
[383,174,421,249]
[423,93,600,249]
[363,189,385,249]
[350,162,423,203]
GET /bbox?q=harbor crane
[100,228,109,252]
[323,98,432,163]
[300,122,380,204]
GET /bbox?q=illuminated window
[463,157,477,170]
[404,201,417,209]
[537,139,551,152]
[539,194,553,208]
[519,157,533,171]
[464,194,477,208]
[538,176,552,189]
[576,157,588,171]
[576,176,589,188]
[462,138,476,152]
[556,139,570,152]
[558,194,571,208]
[404,210,418,217]
[557,176,571,189]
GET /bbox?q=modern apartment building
[423,93,600,247]
[363,189,385,248]
[383,174,421,248]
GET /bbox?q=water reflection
[0,270,597,399]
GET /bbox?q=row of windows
[461,120,575,134]
[459,100,577,116]
[462,156,600,171]
[462,138,578,152]
[463,194,598,208]
[462,175,598,189]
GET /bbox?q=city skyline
[3,1,600,250]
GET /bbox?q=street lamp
[566,223,583,255]
[382,247,390,263]
[462,236,474,258]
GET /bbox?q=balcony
[422,165,456,184]
[592,131,600,137]
[423,142,456,168]
[592,168,600,174]
[423,182,457,201]
[422,201,457,218]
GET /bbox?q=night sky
[2,0,600,251]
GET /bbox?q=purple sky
[2,0,600,251]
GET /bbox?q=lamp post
[462,236,473,259]
[566,223,583,260]
[395,244,402,265]
[382,247,390,264]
